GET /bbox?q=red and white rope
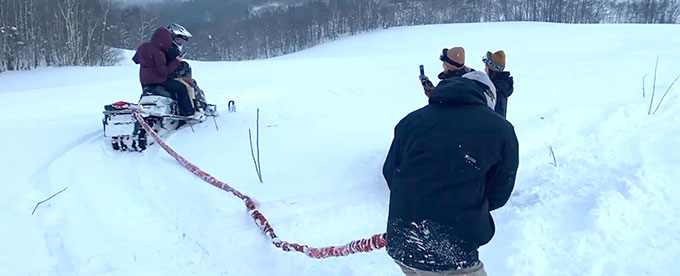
[133,111,387,258]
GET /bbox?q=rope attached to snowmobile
[132,110,387,258]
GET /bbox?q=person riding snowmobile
[104,24,218,152]
[166,23,191,75]
[132,25,196,117]
[165,23,207,114]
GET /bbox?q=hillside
[1,22,679,275]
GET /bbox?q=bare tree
[2,0,680,72]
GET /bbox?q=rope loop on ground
[132,111,386,258]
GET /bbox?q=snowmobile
[102,62,219,152]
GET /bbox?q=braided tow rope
[132,111,387,258]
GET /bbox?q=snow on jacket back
[132,27,180,85]
[383,77,519,271]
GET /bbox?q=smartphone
[419,65,425,78]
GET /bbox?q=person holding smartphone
[420,46,475,97]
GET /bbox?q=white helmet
[462,71,496,109]
[167,23,192,41]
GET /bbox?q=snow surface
[1,22,679,275]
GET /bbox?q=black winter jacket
[166,44,182,61]
[383,77,519,271]
[489,71,514,118]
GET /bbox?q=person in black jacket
[421,46,475,97]
[384,71,519,275]
[165,23,200,116]
[483,50,514,118]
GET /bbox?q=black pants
[160,79,194,116]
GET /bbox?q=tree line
[0,0,121,72]
[1,0,679,72]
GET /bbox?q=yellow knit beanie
[483,50,506,71]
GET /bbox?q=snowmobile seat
[141,85,175,99]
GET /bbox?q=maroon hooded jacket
[132,27,180,86]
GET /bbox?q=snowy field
[1,22,679,275]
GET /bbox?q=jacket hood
[151,27,173,51]
[428,77,488,107]
[462,71,496,109]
